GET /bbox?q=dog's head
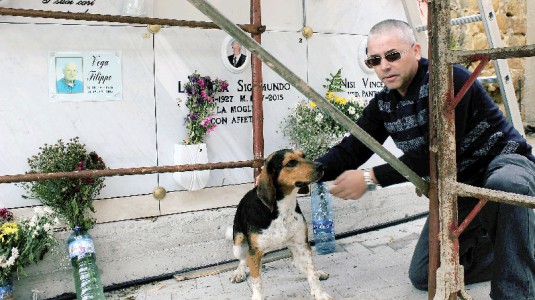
[256,149,324,212]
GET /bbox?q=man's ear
[256,168,276,212]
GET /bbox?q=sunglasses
[364,45,413,68]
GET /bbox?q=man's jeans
[408,154,535,300]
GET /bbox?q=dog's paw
[313,292,334,300]
[251,292,264,300]
[317,270,329,281]
[229,270,247,283]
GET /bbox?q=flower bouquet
[0,207,58,299]
[282,69,368,160]
[181,71,229,145]
[19,137,106,231]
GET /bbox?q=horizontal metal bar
[187,0,429,196]
[0,160,263,184]
[454,181,535,208]
[0,7,265,34]
[451,44,535,64]
[416,14,482,32]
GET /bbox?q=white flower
[5,248,19,267]
[356,97,366,107]
[347,94,356,102]
[315,113,323,122]
[29,216,37,228]
[348,107,356,115]
[0,255,6,268]
[43,223,52,233]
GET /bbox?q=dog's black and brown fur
[227,149,333,300]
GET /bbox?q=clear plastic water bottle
[311,182,336,254]
[67,226,105,300]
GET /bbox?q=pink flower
[201,114,216,127]
[201,118,211,127]
[198,79,205,88]
[201,89,208,99]
[206,124,217,134]
[220,80,229,90]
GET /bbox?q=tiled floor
[105,217,492,299]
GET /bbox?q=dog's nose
[314,162,324,172]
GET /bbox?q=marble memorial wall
[0,0,406,210]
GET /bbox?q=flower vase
[0,279,14,300]
[173,143,210,191]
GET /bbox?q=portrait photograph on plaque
[221,36,250,73]
[48,51,123,102]
[55,57,84,94]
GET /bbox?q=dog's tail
[225,226,233,241]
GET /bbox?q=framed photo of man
[55,57,84,94]
[221,36,250,73]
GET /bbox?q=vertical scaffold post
[250,0,264,177]
[428,1,471,299]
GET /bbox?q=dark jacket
[317,58,534,187]
[228,54,247,68]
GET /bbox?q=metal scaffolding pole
[0,160,261,184]
[427,1,535,300]
[250,0,265,178]
[427,2,465,298]
[0,7,265,34]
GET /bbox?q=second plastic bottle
[310,182,336,254]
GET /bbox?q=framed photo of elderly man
[221,36,250,73]
[55,57,84,94]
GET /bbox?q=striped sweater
[317,58,534,187]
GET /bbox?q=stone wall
[450,0,526,116]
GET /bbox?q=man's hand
[328,169,367,200]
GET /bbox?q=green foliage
[19,138,106,230]
[322,69,345,93]
[0,207,58,283]
[282,69,368,160]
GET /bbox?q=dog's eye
[286,160,298,168]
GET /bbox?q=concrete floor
[105,217,492,300]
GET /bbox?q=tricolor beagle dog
[226,149,333,300]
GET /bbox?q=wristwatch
[363,169,381,191]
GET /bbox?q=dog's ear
[256,167,276,212]
[297,185,310,195]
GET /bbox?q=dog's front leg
[288,244,334,300]
[230,243,248,283]
[247,250,264,300]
